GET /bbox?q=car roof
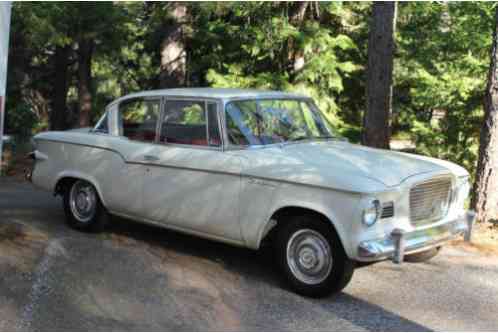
[110,88,308,105]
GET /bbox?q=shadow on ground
[99,216,431,331]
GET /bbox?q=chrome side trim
[224,96,309,103]
[35,138,128,161]
[127,160,241,177]
[109,94,222,109]
[35,139,372,195]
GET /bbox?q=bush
[5,103,38,139]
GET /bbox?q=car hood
[233,141,468,193]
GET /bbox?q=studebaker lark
[28,88,475,297]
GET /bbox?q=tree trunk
[362,2,397,149]
[159,3,187,89]
[472,7,498,223]
[290,2,309,74]
[77,38,93,128]
[50,45,70,131]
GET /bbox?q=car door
[142,98,244,243]
[103,97,162,217]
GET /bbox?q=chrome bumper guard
[358,210,476,264]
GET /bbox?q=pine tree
[472,6,498,223]
[362,2,397,149]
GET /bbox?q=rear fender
[54,171,108,208]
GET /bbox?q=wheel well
[262,206,339,247]
[54,177,78,197]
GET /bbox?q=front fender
[245,182,361,259]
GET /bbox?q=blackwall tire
[63,179,109,232]
[276,215,354,298]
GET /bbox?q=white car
[29,88,474,297]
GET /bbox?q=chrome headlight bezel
[362,199,381,227]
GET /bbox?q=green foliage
[5,1,496,180]
[193,2,359,130]
[394,2,495,178]
[4,102,38,139]
[6,2,132,129]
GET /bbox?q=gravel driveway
[1,178,497,331]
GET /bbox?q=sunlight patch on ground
[0,221,48,272]
[450,222,498,257]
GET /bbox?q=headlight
[362,199,381,226]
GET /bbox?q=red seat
[191,139,208,146]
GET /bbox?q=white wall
[0,2,12,173]
[0,2,11,96]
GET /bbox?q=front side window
[118,98,160,142]
[93,112,109,134]
[160,100,221,147]
[225,99,336,146]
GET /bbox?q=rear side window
[160,100,221,147]
[118,98,160,142]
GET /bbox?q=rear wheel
[63,179,109,232]
[276,215,354,298]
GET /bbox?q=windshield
[225,99,336,146]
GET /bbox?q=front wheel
[63,179,109,232]
[276,215,354,298]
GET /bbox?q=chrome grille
[410,177,452,225]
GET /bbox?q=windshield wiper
[289,135,310,142]
[290,135,338,142]
[313,135,339,140]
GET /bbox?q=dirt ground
[1,177,498,331]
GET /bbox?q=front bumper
[358,210,475,263]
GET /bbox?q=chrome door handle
[143,155,159,162]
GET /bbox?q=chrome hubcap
[286,229,332,285]
[69,181,97,223]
